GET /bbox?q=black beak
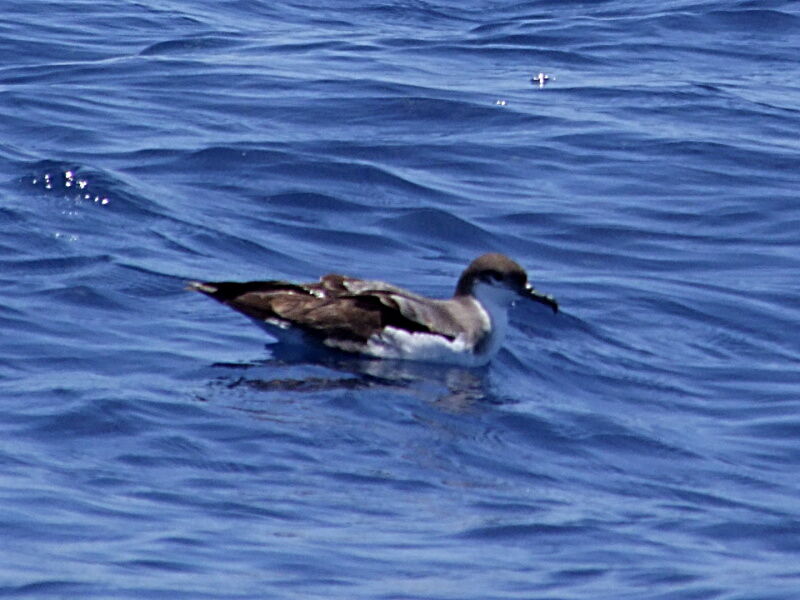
[524,283,558,313]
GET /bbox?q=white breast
[469,281,514,358]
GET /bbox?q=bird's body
[189,253,557,366]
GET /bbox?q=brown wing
[189,278,443,343]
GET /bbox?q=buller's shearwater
[189,253,557,366]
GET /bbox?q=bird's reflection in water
[207,345,492,414]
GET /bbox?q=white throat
[471,281,515,357]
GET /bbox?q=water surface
[2,1,800,598]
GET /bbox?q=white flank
[250,316,310,346]
[362,281,515,367]
[364,327,489,367]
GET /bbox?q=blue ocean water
[2,0,800,598]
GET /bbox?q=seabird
[189,253,558,366]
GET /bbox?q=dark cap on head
[455,253,558,313]
[455,253,526,296]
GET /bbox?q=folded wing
[188,275,456,347]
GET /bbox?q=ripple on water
[2,0,800,598]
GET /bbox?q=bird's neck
[470,283,512,357]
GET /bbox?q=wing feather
[190,278,454,343]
